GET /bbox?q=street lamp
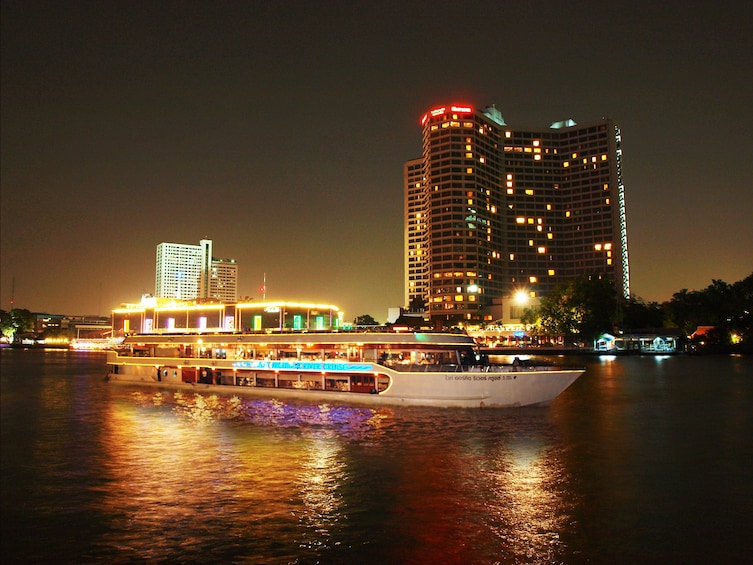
[514,290,529,306]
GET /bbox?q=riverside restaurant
[112,297,344,337]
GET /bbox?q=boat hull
[107,352,582,408]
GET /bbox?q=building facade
[112,299,343,335]
[405,103,630,324]
[155,239,238,302]
[207,258,239,302]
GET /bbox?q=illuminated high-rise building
[207,257,238,302]
[156,239,238,302]
[405,103,630,323]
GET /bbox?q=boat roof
[123,331,476,347]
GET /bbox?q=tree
[526,276,619,341]
[407,296,426,312]
[621,296,666,330]
[0,308,35,343]
[353,314,379,326]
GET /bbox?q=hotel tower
[405,103,630,324]
[155,239,238,302]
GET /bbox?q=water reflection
[484,437,569,563]
[94,391,388,562]
[295,435,347,552]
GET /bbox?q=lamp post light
[514,290,529,306]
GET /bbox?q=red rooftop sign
[421,104,474,125]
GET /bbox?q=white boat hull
[107,352,582,408]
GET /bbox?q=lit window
[547,233,553,239]
[595,244,603,251]
[507,188,514,195]
[534,154,542,160]
[537,247,546,254]
[466,144,472,150]
[527,218,534,224]
[479,156,485,163]
[505,131,511,138]
[601,154,608,160]
[509,253,515,261]
[525,189,534,195]
[605,243,612,250]
[565,211,571,217]
[548,269,555,276]
[572,153,577,158]
[454,295,463,302]
[533,140,540,147]
[516,217,525,224]
[546,204,552,210]
[466,168,473,174]
[564,161,569,168]
[529,276,538,283]
[607,259,613,265]
[528,240,534,246]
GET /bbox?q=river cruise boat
[106,331,584,408]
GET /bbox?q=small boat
[106,331,584,408]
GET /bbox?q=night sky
[2,1,752,321]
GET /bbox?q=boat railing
[384,363,557,373]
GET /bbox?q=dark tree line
[0,309,35,343]
[521,273,753,353]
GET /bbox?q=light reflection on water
[3,350,752,564]
[93,391,388,563]
[89,390,570,563]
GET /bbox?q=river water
[1,348,751,564]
